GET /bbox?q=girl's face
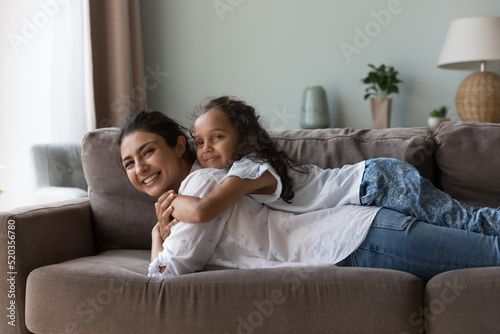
[120,131,189,197]
[193,108,239,169]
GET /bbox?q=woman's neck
[172,159,194,193]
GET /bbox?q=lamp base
[455,71,500,123]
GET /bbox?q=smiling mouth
[205,156,219,162]
[143,172,159,184]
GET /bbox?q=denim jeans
[337,208,500,281]
[360,157,500,236]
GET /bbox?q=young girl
[161,96,500,237]
[155,96,302,227]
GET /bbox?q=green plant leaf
[361,63,402,100]
[430,110,441,117]
[430,106,448,117]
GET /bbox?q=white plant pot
[427,117,450,130]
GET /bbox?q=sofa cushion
[82,128,158,251]
[434,121,500,207]
[270,127,435,182]
[26,250,424,334]
[424,267,500,334]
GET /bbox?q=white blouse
[148,162,379,278]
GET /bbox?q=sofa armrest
[0,198,96,333]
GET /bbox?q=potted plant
[361,64,403,129]
[427,106,450,131]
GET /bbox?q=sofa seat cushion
[424,267,500,334]
[26,249,424,334]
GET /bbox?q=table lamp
[437,17,500,123]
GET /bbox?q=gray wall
[140,0,500,130]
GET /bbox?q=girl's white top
[148,160,379,278]
[225,156,366,212]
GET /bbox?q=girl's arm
[157,170,277,223]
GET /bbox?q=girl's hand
[155,190,179,240]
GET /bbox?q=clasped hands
[153,190,179,241]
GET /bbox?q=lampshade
[437,17,500,71]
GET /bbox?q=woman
[118,110,500,282]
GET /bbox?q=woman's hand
[152,222,161,240]
[155,190,179,240]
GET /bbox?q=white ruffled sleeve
[148,251,170,277]
[224,156,282,204]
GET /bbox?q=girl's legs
[337,209,500,282]
[360,157,500,236]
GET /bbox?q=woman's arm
[149,169,230,278]
[151,223,166,273]
[152,201,178,273]
[157,170,277,223]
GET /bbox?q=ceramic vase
[370,97,391,129]
[300,86,330,129]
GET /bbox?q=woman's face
[120,131,189,197]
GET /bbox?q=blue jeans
[360,158,500,236]
[337,208,500,281]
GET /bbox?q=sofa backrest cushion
[434,121,500,207]
[81,126,435,251]
[270,127,435,181]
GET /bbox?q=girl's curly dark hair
[193,96,299,203]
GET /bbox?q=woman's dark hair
[193,96,300,203]
[117,110,196,164]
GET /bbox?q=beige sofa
[1,121,500,334]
